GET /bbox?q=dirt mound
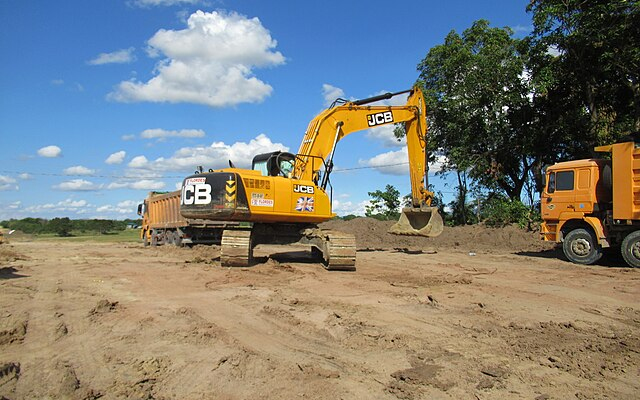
[320,217,554,253]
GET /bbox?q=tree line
[0,218,141,237]
[383,0,638,226]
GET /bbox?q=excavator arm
[293,86,443,237]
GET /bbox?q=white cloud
[366,125,403,148]
[322,84,345,106]
[128,155,150,169]
[131,0,202,6]
[360,147,447,176]
[0,175,16,184]
[331,198,370,217]
[18,173,33,180]
[53,179,102,191]
[23,198,89,214]
[96,200,139,214]
[121,134,136,141]
[140,128,205,139]
[37,145,62,158]
[105,151,127,165]
[108,10,285,108]
[107,180,166,190]
[0,175,18,191]
[88,47,136,65]
[128,133,287,172]
[362,147,409,176]
[63,165,96,176]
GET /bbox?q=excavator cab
[252,151,297,178]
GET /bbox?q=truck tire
[621,230,640,268]
[562,228,603,265]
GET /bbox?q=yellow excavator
[179,86,443,270]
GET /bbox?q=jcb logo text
[181,183,212,205]
[293,184,315,194]
[367,111,393,127]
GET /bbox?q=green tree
[418,20,544,200]
[528,0,640,140]
[366,184,401,220]
[47,217,73,237]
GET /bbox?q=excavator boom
[294,86,443,237]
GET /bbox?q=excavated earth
[1,218,639,400]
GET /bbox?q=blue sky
[0,0,533,220]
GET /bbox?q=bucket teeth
[389,207,444,237]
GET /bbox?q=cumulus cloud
[63,165,96,176]
[128,155,150,169]
[131,0,202,7]
[0,175,18,191]
[105,151,127,165]
[331,198,370,217]
[360,147,447,176]
[107,179,166,190]
[140,128,205,139]
[96,200,139,214]
[37,145,62,158]
[361,147,409,176]
[366,125,403,148]
[53,179,102,191]
[88,47,136,65]
[322,84,345,106]
[127,133,288,172]
[23,198,89,214]
[108,10,285,107]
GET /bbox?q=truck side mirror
[137,204,143,216]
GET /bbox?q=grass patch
[33,229,141,243]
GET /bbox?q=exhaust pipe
[389,206,444,237]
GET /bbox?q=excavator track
[321,231,356,271]
[220,229,252,267]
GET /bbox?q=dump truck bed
[145,190,187,229]
[595,141,640,221]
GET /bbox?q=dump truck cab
[541,138,640,267]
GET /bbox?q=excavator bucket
[388,207,444,237]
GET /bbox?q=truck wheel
[621,230,640,268]
[562,228,603,265]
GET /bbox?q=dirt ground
[1,219,639,400]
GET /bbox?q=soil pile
[320,217,554,253]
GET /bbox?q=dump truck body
[138,191,239,246]
[541,139,640,267]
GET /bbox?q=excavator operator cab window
[252,151,296,178]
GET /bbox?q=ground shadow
[516,248,630,268]
[0,266,29,279]
[253,250,320,264]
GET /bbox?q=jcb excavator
[179,86,443,270]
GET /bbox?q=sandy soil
[1,221,639,400]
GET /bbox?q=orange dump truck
[138,191,239,246]
[541,138,640,267]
